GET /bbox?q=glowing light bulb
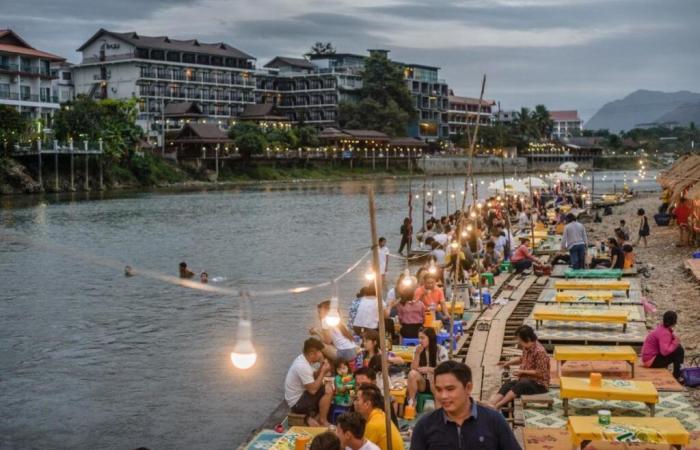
[461,190,465,195]
[487,202,492,208]
[438,190,442,194]
[428,261,437,274]
[427,192,432,197]
[231,319,257,369]
[451,194,455,199]
[401,269,414,287]
[450,241,459,250]
[470,212,476,218]
[496,196,501,201]
[365,262,375,281]
[415,194,420,199]
[323,288,341,327]
[461,230,468,237]
[467,225,473,232]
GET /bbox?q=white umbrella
[488,179,529,194]
[523,177,548,188]
[546,171,572,182]
[559,162,579,172]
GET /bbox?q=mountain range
[585,90,700,133]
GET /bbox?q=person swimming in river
[200,272,209,284]
[124,266,134,277]
[179,262,195,279]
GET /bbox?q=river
[0,171,658,449]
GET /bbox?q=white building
[72,29,257,135]
[0,30,64,123]
[51,61,74,103]
[550,110,583,139]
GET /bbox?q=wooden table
[554,345,637,377]
[555,291,615,306]
[567,416,689,449]
[564,269,623,280]
[555,279,631,295]
[559,377,659,416]
[270,426,329,449]
[533,307,629,332]
[392,345,415,363]
[445,301,465,315]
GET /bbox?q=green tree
[53,95,102,141]
[307,42,336,56]
[532,104,553,139]
[228,122,267,161]
[0,105,28,150]
[338,52,416,136]
[297,125,319,148]
[266,128,299,150]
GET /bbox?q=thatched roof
[658,155,700,203]
[169,122,232,144]
[388,137,427,147]
[318,127,350,139]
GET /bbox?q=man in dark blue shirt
[410,360,522,450]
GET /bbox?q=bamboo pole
[367,187,394,450]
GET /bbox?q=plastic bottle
[482,288,491,307]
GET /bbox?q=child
[622,244,635,269]
[333,361,356,407]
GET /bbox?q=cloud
[3,0,698,119]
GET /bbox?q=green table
[564,269,622,280]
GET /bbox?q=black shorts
[498,378,547,397]
[400,323,422,339]
[290,385,326,416]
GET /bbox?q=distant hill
[653,101,700,127]
[585,90,700,133]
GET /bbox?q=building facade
[550,110,583,139]
[447,95,495,137]
[72,29,257,135]
[401,62,449,140]
[0,30,63,124]
[51,61,74,103]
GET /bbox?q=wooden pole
[99,140,104,191]
[367,187,394,450]
[54,140,59,192]
[37,140,43,191]
[69,140,74,191]
[84,141,89,191]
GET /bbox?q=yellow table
[445,301,465,315]
[554,345,637,377]
[555,291,615,305]
[555,280,631,295]
[392,345,415,363]
[270,426,328,449]
[567,416,689,449]
[533,307,629,332]
[559,377,658,416]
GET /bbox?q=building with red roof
[550,110,583,139]
[0,30,65,123]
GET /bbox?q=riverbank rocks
[0,157,41,194]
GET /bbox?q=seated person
[641,311,685,380]
[310,431,342,450]
[591,238,624,269]
[482,241,503,275]
[335,412,380,450]
[353,384,405,450]
[388,286,424,339]
[284,338,333,426]
[333,360,356,407]
[407,327,448,407]
[489,325,550,409]
[354,366,399,426]
[413,273,447,324]
[622,244,635,269]
[361,330,404,369]
[510,237,547,273]
[311,300,359,363]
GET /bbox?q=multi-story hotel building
[0,30,63,123]
[51,61,74,104]
[447,95,495,137]
[72,29,257,133]
[550,110,583,139]
[256,50,449,141]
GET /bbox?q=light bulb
[461,230,468,237]
[477,203,482,208]
[438,190,442,194]
[467,225,473,232]
[231,319,257,369]
[470,212,476,218]
[496,196,501,201]
[401,269,414,287]
[324,292,341,327]
[365,262,375,281]
[428,261,437,274]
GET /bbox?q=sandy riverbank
[585,193,700,353]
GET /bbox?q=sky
[3,0,699,121]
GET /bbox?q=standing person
[353,285,383,335]
[399,218,413,255]
[517,208,531,233]
[336,412,381,450]
[426,201,435,221]
[561,213,588,270]
[284,338,333,426]
[619,220,631,241]
[642,311,685,380]
[378,237,390,287]
[636,208,650,248]
[673,198,691,247]
[353,384,405,450]
[410,361,521,450]
[389,287,425,339]
[489,325,550,410]
[406,327,448,407]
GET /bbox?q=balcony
[0,63,52,77]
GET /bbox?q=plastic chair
[453,321,463,336]
[436,331,449,345]
[480,272,495,286]
[330,404,350,424]
[416,392,434,413]
[401,337,420,346]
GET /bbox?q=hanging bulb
[364,261,376,281]
[415,194,420,199]
[231,319,257,369]
[428,260,437,274]
[401,269,414,287]
[323,281,341,327]
[451,193,455,199]
[476,203,482,208]
[466,224,473,232]
[461,230,468,237]
[496,196,501,201]
[470,212,476,218]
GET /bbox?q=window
[0,83,9,98]
[20,85,30,100]
[151,50,165,60]
[166,52,180,62]
[197,54,209,65]
[182,53,195,64]
[62,71,72,81]
[40,87,50,102]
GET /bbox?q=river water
[0,171,657,450]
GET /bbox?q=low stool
[416,392,434,413]
[330,404,351,424]
[401,337,420,346]
[521,393,553,410]
[287,412,306,427]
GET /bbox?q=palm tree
[533,104,553,140]
[513,107,536,139]
[307,42,336,56]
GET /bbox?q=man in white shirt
[429,241,446,266]
[518,210,531,233]
[284,337,333,426]
[378,237,390,287]
[352,285,384,333]
[336,412,381,450]
[433,225,449,247]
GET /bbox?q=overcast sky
[3,0,699,120]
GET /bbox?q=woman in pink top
[510,237,545,273]
[390,287,425,339]
[641,311,684,379]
